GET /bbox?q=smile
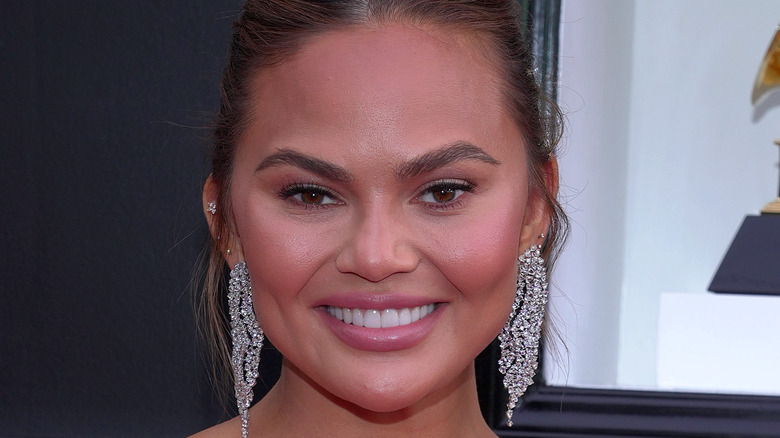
[326,304,437,328]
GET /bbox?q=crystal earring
[207,201,217,215]
[228,261,264,438]
[497,245,548,427]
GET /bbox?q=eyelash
[278,183,342,209]
[415,179,476,210]
[278,179,476,211]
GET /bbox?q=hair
[199,0,568,405]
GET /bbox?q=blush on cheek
[239,208,343,305]
[443,213,521,305]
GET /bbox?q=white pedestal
[657,292,780,395]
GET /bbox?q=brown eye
[281,183,340,207]
[417,180,474,206]
[301,191,325,204]
[431,188,456,203]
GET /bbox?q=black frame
[522,0,561,100]
[499,386,780,437]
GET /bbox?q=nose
[335,205,420,282]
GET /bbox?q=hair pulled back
[200,0,567,401]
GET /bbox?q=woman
[196,1,566,436]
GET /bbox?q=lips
[316,295,444,352]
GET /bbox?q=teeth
[353,308,364,326]
[399,308,411,325]
[327,304,436,328]
[382,309,400,328]
[343,308,352,324]
[364,309,381,328]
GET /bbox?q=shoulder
[188,416,241,438]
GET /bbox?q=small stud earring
[539,233,545,240]
[207,201,217,215]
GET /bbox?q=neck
[250,359,496,438]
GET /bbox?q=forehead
[241,24,522,164]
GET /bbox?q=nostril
[335,239,419,282]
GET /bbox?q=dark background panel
[0,2,245,436]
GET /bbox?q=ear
[519,155,559,253]
[202,174,244,267]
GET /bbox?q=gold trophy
[752,24,780,214]
[710,25,780,295]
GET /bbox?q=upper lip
[313,292,443,310]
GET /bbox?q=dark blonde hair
[200,0,567,403]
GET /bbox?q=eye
[280,183,341,207]
[416,179,475,206]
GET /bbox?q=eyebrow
[396,141,500,180]
[254,141,500,182]
[255,149,353,183]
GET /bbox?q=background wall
[548,0,780,390]
[0,2,251,435]
[543,0,634,389]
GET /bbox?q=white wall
[545,0,635,388]
[550,0,780,390]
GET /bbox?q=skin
[198,23,555,438]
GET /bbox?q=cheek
[452,213,519,294]
[429,199,525,323]
[232,203,334,323]
[436,206,524,363]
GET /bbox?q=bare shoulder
[188,416,241,438]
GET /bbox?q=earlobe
[203,174,244,266]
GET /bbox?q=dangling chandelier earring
[228,261,264,438]
[497,243,548,427]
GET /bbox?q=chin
[340,386,430,415]
[325,366,461,416]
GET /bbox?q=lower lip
[318,305,444,352]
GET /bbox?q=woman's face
[225,24,547,412]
